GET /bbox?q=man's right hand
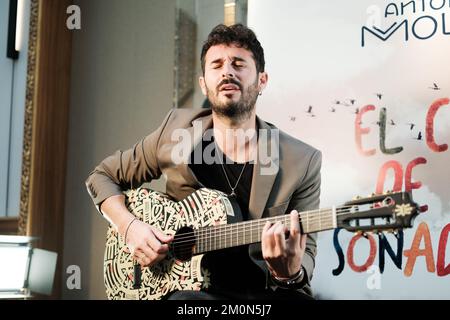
[124,219,174,267]
[100,194,173,268]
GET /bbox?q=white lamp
[0,235,57,299]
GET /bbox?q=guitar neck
[192,207,337,255]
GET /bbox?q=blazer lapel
[248,117,280,220]
[177,113,213,187]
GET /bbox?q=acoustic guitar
[103,187,418,300]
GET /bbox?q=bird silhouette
[375,93,383,100]
[413,131,422,140]
[289,116,296,122]
[372,121,381,126]
[390,119,396,125]
[428,83,441,90]
[353,108,359,114]
[333,100,341,105]
[349,99,356,105]
[406,123,415,130]
[306,105,313,113]
[330,107,336,113]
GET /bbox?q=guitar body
[104,187,234,300]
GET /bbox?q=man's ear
[258,72,268,92]
[199,76,207,96]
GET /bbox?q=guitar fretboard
[190,207,337,254]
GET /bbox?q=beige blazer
[86,108,322,297]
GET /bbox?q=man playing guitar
[86,24,321,299]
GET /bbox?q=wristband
[271,267,304,287]
[124,217,138,244]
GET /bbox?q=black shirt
[188,136,267,296]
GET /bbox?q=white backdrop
[249,0,450,299]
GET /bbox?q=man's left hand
[261,210,307,279]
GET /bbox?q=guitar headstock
[337,191,419,233]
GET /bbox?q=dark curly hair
[200,24,265,75]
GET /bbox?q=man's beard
[206,78,259,122]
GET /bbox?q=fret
[195,229,200,254]
[200,229,204,253]
[246,223,249,245]
[230,225,233,248]
[318,209,322,231]
[237,225,240,247]
[243,224,247,245]
[219,225,222,250]
[239,224,243,246]
[203,228,206,253]
[226,225,230,249]
[232,225,235,248]
[210,227,213,251]
[211,227,214,250]
[202,229,206,253]
[192,230,196,254]
[237,224,240,246]
[238,225,241,247]
[206,228,209,252]
[240,226,243,246]
[306,212,309,233]
[222,226,225,249]
[332,206,337,229]
[203,229,206,252]
[214,226,217,251]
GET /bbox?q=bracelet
[271,267,304,287]
[124,217,138,244]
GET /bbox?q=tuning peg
[355,231,369,238]
[384,228,398,234]
[383,189,393,195]
[352,195,362,201]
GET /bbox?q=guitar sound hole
[172,226,196,261]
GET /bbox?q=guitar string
[126,208,344,258]
[126,204,393,258]
[167,208,340,247]
[168,208,384,242]
[166,205,386,250]
[169,202,376,239]
[169,223,337,257]
[168,217,382,257]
